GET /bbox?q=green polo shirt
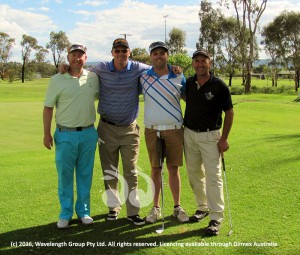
[44,70,99,127]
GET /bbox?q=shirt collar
[64,69,89,78]
[109,59,133,72]
[146,64,176,78]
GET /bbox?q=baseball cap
[112,38,129,49]
[192,49,210,59]
[149,41,169,53]
[68,43,87,54]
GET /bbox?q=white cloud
[0,4,56,61]
[78,1,108,7]
[66,0,200,61]
[40,7,50,12]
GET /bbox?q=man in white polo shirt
[140,41,189,223]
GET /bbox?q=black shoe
[107,211,120,221]
[127,215,145,226]
[205,220,221,235]
[189,210,209,222]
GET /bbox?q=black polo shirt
[183,74,233,131]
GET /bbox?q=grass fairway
[0,79,299,255]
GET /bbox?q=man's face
[111,46,130,64]
[150,48,168,69]
[67,50,87,69]
[192,55,211,77]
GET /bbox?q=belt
[146,125,182,131]
[101,117,127,127]
[57,124,94,132]
[188,127,219,133]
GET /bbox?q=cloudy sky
[0,0,300,63]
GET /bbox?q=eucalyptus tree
[219,0,267,93]
[20,34,39,83]
[166,27,187,55]
[262,11,300,91]
[46,31,70,69]
[261,22,284,87]
[0,32,15,80]
[197,0,224,74]
[216,16,241,86]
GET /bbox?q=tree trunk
[21,60,25,83]
[295,70,299,92]
[244,61,251,94]
[228,74,233,86]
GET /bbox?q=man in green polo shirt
[43,43,99,229]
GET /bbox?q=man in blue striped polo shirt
[140,41,189,224]
[90,38,149,225]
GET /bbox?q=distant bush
[229,85,295,95]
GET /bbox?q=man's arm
[43,106,54,150]
[218,108,234,155]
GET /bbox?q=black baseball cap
[149,41,169,53]
[192,49,210,59]
[112,38,129,49]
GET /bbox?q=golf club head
[227,230,233,236]
[156,228,164,234]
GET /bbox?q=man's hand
[218,137,229,155]
[58,63,69,74]
[43,134,53,150]
[171,65,183,74]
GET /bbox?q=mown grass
[0,79,299,255]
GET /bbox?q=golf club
[222,157,233,236]
[156,131,165,234]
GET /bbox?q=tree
[198,0,224,74]
[220,0,267,93]
[168,53,194,78]
[216,16,241,86]
[0,32,15,80]
[131,48,150,64]
[262,11,300,92]
[166,27,187,55]
[35,46,49,63]
[46,31,70,69]
[20,34,39,83]
[261,22,284,87]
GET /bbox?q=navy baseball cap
[192,49,210,59]
[68,43,87,54]
[149,41,169,53]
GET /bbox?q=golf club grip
[222,157,226,172]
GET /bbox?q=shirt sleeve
[44,76,59,108]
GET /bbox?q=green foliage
[131,48,150,64]
[168,53,193,78]
[166,27,187,55]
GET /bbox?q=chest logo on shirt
[205,92,214,100]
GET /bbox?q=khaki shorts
[144,127,183,167]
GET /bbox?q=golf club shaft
[157,131,164,231]
[222,157,233,234]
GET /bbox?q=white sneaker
[146,207,161,223]
[57,219,70,229]
[173,206,189,223]
[80,216,93,225]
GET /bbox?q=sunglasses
[114,49,128,53]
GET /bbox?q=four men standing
[43,40,234,236]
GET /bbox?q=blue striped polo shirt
[140,65,186,126]
[91,60,150,125]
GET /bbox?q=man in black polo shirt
[183,49,234,235]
